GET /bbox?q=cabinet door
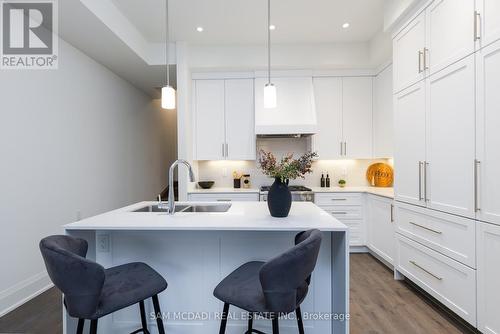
[394,82,426,206]
[342,77,373,159]
[367,196,394,265]
[225,79,256,160]
[476,40,500,225]
[373,65,394,158]
[476,0,500,49]
[194,80,225,160]
[312,77,343,159]
[426,56,475,218]
[393,11,426,93]
[477,222,500,334]
[426,0,475,75]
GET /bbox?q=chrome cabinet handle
[340,142,343,156]
[225,143,229,158]
[424,161,429,202]
[331,198,347,201]
[222,143,225,158]
[331,211,348,215]
[474,11,481,41]
[344,142,347,156]
[217,199,232,202]
[390,204,394,223]
[475,159,481,212]
[418,161,423,201]
[409,260,443,281]
[423,48,429,70]
[409,221,442,234]
[418,50,424,73]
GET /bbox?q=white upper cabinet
[425,0,475,75]
[393,11,426,93]
[476,40,500,225]
[342,77,373,159]
[425,55,475,219]
[373,65,394,158]
[477,221,500,334]
[394,81,426,207]
[476,0,500,50]
[224,79,256,160]
[312,77,343,160]
[194,80,226,160]
[194,78,256,161]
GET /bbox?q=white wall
[187,42,373,71]
[0,39,173,315]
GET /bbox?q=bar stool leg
[76,319,84,334]
[296,307,305,334]
[139,300,149,333]
[219,303,230,334]
[89,319,98,334]
[152,295,166,334]
[247,312,253,333]
[272,317,279,334]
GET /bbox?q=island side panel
[332,230,349,334]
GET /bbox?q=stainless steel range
[259,185,314,202]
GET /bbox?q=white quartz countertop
[188,186,394,199]
[64,201,348,232]
[310,186,394,199]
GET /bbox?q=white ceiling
[111,0,385,45]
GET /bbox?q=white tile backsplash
[197,158,392,189]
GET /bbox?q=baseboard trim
[349,245,369,253]
[0,271,54,317]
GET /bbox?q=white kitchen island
[64,201,349,334]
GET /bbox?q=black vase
[267,178,292,218]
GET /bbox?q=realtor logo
[1,0,58,69]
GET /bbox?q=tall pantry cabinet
[392,0,500,331]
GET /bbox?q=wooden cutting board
[366,163,394,187]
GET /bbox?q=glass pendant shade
[161,85,176,110]
[264,83,277,109]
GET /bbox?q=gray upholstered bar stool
[214,229,322,334]
[40,235,168,334]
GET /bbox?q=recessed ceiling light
[269,25,276,30]
[342,22,350,29]
[196,27,204,32]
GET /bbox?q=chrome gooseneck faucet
[166,159,195,214]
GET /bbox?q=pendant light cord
[267,0,271,85]
[165,0,170,86]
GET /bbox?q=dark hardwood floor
[0,253,475,334]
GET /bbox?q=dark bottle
[320,173,325,187]
[326,173,331,188]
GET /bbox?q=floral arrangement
[258,150,318,182]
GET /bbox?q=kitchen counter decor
[259,150,317,217]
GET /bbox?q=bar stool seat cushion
[93,262,167,319]
[213,261,308,313]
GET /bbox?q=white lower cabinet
[188,193,259,202]
[477,222,500,334]
[395,202,476,268]
[396,234,477,325]
[366,195,395,265]
[315,193,365,247]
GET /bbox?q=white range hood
[255,76,317,136]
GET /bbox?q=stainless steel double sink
[133,203,231,213]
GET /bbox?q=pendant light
[263,0,277,109]
[161,0,176,110]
